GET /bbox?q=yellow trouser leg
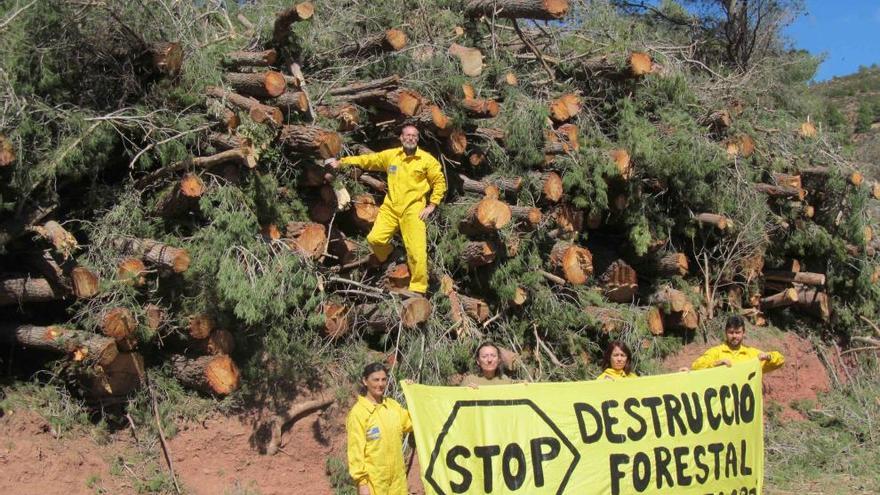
[400,205,428,293]
[366,204,399,262]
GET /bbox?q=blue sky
[785,0,880,81]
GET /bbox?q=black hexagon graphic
[424,399,580,495]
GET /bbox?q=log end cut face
[474,198,512,229]
[560,245,593,285]
[205,355,241,396]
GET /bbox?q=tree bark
[278,125,342,159]
[801,166,863,187]
[772,173,802,190]
[760,288,799,310]
[223,49,278,69]
[134,148,253,188]
[764,270,826,286]
[384,263,410,291]
[574,52,653,79]
[0,276,63,306]
[273,1,315,46]
[170,354,240,396]
[334,87,423,117]
[599,259,638,303]
[190,329,235,355]
[205,86,282,126]
[460,174,522,196]
[465,0,569,20]
[694,213,731,231]
[29,221,78,259]
[509,205,542,228]
[650,286,689,313]
[316,104,360,131]
[549,241,593,285]
[755,183,805,200]
[656,252,689,277]
[111,237,190,273]
[87,352,145,397]
[0,323,118,367]
[270,91,310,116]
[340,29,407,57]
[461,98,500,118]
[461,241,497,267]
[551,204,583,236]
[223,71,287,99]
[459,293,490,322]
[794,287,830,321]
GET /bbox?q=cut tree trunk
[794,287,831,321]
[0,324,118,366]
[27,252,99,299]
[100,307,137,342]
[599,259,638,303]
[350,195,379,233]
[285,222,327,259]
[223,71,287,99]
[110,238,190,273]
[533,171,563,203]
[609,149,632,179]
[270,91,310,116]
[170,354,240,396]
[509,205,542,228]
[656,252,689,277]
[584,306,624,334]
[206,99,240,131]
[764,270,826,286]
[322,301,350,340]
[117,258,147,287]
[134,148,254,189]
[464,0,569,20]
[694,213,731,231]
[155,173,205,217]
[273,1,315,46]
[145,304,166,333]
[701,109,732,133]
[188,313,215,340]
[29,221,78,259]
[664,306,699,331]
[329,75,400,96]
[0,134,14,167]
[205,86,282,126]
[548,93,580,123]
[191,329,235,355]
[575,52,654,79]
[760,288,799,310]
[458,293,490,322]
[223,49,278,69]
[279,125,342,159]
[327,231,360,266]
[401,297,432,327]
[772,173,802,190]
[460,174,522,196]
[0,276,63,306]
[408,104,451,134]
[384,263,410,291]
[801,166,863,187]
[461,98,500,118]
[551,204,583,236]
[335,88,422,117]
[148,42,183,75]
[341,29,407,57]
[206,133,256,167]
[88,352,145,397]
[460,196,512,233]
[448,43,483,76]
[316,104,360,131]
[446,129,468,156]
[549,241,593,285]
[460,241,497,267]
[755,183,805,200]
[650,286,688,313]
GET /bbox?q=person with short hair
[346,362,413,495]
[597,340,637,380]
[328,125,446,294]
[691,315,785,373]
[460,341,514,387]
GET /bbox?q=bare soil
[0,331,834,493]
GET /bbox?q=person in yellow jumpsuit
[346,362,413,495]
[328,125,446,294]
[691,315,785,373]
[597,340,638,380]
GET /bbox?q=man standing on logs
[690,315,785,374]
[328,125,446,294]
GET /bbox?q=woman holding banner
[346,362,413,495]
[460,341,514,387]
[597,340,638,380]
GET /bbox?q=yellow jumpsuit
[346,395,413,495]
[340,147,446,293]
[691,343,785,373]
[596,368,638,380]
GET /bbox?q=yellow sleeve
[401,407,413,434]
[762,351,785,373]
[340,149,393,173]
[345,408,370,487]
[691,347,719,370]
[425,155,446,205]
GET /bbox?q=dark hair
[725,315,746,331]
[474,341,505,375]
[361,362,388,380]
[601,340,633,374]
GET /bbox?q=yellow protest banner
[402,361,764,495]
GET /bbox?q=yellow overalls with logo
[691,343,785,373]
[346,395,413,495]
[340,147,446,293]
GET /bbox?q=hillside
[1,0,879,493]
